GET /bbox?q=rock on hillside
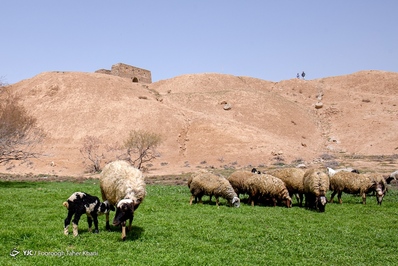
[1,70,397,176]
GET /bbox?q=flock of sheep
[62,160,397,240]
[188,166,395,212]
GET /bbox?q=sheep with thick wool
[268,168,305,206]
[303,169,329,212]
[100,160,146,241]
[246,174,292,208]
[188,171,240,207]
[329,171,386,205]
[227,170,257,198]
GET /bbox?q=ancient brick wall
[95,63,152,84]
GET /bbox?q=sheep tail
[63,201,69,209]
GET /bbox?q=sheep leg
[92,214,99,233]
[121,221,127,241]
[329,191,337,203]
[338,192,343,204]
[87,216,93,232]
[189,195,194,205]
[361,192,366,204]
[298,193,303,207]
[105,212,111,231]
[272,198,277,207]
[72,212,83,237]
[64,210,74,235]
[215,197,219,208]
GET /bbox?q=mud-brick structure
[95,63,152,84]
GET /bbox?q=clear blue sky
[1,1,397,84]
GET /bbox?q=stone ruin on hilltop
[95,63,152,84]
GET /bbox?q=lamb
[227,170,256,198]
[188,171,240,207]
[326,167,359,177]
[386,170,398,184]
[63,192,114,236]
[302,169,329,212]
[100,160,146,241]
[268,168,305,206]
[246,174,292,208]
[329,171,386,205]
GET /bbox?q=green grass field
[1,179,397,265]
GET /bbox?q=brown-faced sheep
[100,160,146,241]
[329,171,386,205]
[268,168,305,206]
[246,174,292,208]
[227,170,256,198]
[188,171,240,208]
[303,169,329,212]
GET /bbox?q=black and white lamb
[100,160,147,241]
[63,192,114,236]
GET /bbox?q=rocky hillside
[1,70,397,176]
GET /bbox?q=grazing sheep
[227,170,256,198]
[303,169,329,212]
[386,170,398,184]
[268,168,306,206]
[188,171,240,207]
[326,167,359,177]
[63,192,114,236]
[100,160,146,241]
[329,171,386,205]
[246,174,292,208]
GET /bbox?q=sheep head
[231,196,240,208]
[113,199,135,226]
[99,200,115,215]
[375,183,386,205]
[316,196,328,212]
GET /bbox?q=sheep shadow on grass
[106,225,145,241]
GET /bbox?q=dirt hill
[1,70,397,177]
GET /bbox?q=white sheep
[326,167,359,177]
[386,170,398,184]
[188,171,240,208]
[268,168,305,206]
[302,169,329,212]
[329,171,386,205]
[100,160,146,241]
[246,174,292,208]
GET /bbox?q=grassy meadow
[0,178,397,265]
